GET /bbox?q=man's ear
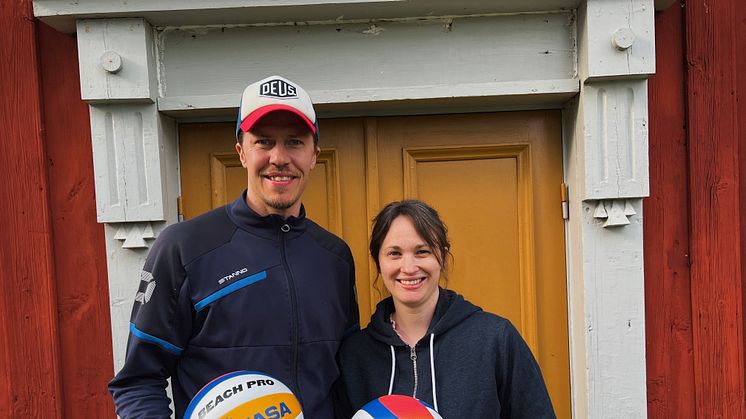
[310,145,320,169]
[235,142,248,168]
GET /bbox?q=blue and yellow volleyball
[184,371,302,419]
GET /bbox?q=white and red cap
[235,75,318,141]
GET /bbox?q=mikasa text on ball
[184,371,302,419]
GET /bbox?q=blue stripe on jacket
[194,270,267,311]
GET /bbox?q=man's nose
[269,144,290,166]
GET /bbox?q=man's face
[236,111,319,218]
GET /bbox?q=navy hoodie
[336,289,556,418]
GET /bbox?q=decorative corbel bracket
[113,222,157,249]
[574,0,653,229]
[592,199,637,228]
[77,18,177,248]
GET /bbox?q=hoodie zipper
[279,223,303,406]
[410,345,418,397]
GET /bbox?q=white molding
[561,2,653,417]
[580,80,650,200]
[77,18,157,102]
[592,199,638,228]
[578,0,655,80]
[104,222,167,370]
[35,0,580,33]
[157,79,580,115]
[88,103,169,223]
[155,13,576,103]
[113,222,157,249]
[563,197,647,417]
[79,18,180,228]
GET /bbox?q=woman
[336,200,556,418]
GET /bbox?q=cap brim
[239,104,317,135]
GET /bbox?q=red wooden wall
[645,3,696,417]
[0,1,113,417]
[738,0,746,398]
[0,0,64,416]
[685,0,745,415]
[646,1,746,417]
[38,20,115,419]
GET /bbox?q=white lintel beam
[34,0,580,33]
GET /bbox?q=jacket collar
[226,190,307,240]
[367,288,480,346]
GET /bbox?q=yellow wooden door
[178,111,570,417]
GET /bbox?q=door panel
[406,146,526,340]
[178,111,570,418]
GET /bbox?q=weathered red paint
[37,22,115,418]
[685,0,746,416]
[645,4,697,418]
[0,0,63,417]
[738,0,746,394]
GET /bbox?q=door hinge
[177,196,184,222]
[561,183,569,220]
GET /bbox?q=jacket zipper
[410,345,418,398]
[279,223,303,405]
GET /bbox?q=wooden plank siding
[645,3,697,418]
[0,1,113,417]
[0,0,63,416]
[685,0,746,417]
[37,22,115,418]
[738,0,746,397]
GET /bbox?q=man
[109,75,359,418]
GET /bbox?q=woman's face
[378,215,442,310]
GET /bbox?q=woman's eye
[417,249,431,255]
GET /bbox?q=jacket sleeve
[343,246,360,338]
[108,227,194,419]
[333,248,359,419]
[331,351,355,419]
[495,320,557,419]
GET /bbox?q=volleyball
[352,395,442,419]
[184,371,302,419]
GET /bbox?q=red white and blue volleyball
[352,395,442,419]
[184,371,303,419]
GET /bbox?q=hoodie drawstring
[388,335,439,413]
[388,345,396,395]
[429,333,438,412]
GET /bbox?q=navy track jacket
[109,191,359,418]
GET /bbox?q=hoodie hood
[360,288,483,413]
[366,288,482,346]
[338,289,557,418]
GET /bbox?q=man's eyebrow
[248,130,269,137]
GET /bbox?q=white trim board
[35,0,581,33]
[158,79,580,118]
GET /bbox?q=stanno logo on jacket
[134,270,156,304]
[218,267,249,285]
